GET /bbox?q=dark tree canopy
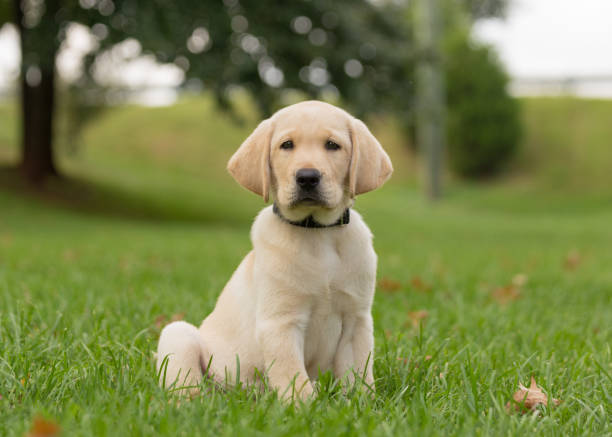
[457,0,510,19]
[9,0,414,116]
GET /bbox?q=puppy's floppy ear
[227,119,273,202]
[348,118,393,196]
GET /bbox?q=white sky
[2,0,612,92]
[0,24,20,88]
[473,0,612,78]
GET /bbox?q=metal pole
[414,0,445,200]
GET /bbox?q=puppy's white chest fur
[250,207,377,378]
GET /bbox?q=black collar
[273,203,350,228]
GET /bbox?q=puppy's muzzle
[295,168,323,204]
[296,168,321,190]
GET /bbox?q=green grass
[1,96,611,435]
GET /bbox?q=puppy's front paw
[279,379,314,403]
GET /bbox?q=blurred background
[0,0,611,216]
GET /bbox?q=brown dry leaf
[171,312,185,322]
[62,249,76,262]
[27,416,61,437]
[154,313,185,330]
[506,376,561,414]
[407,310,429,329]
[564,250,582,271]
[378,277,402,293]
[492,285,521,304]
[154,314,168,330]
[0,233,13,248]
[410,276,431,292]
[492,273,530,304]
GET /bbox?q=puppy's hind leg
[156,321,209,394]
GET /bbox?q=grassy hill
[512,97,612,193]
[1,95,611,218]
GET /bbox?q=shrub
[445,36,522,178]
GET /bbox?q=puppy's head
[228,101,392,224]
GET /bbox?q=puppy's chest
[297,233,367,293]
[303,299,343,375]
[300,235,371,373]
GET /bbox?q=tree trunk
[20,66,58,182]
[15,0,60,183]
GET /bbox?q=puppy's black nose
[296,168,321,189]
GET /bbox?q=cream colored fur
[156,101,392,400]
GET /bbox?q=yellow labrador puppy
[157,100,392,399]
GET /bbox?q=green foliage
[14,0,412,117]
[459,0,510,19]
[0,0,12,26]
[445,35,522,178]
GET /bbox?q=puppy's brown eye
[325,140,341,151]
[280,140,294,150]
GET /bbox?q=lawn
[1,97,611,436]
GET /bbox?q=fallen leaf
[27,416,60,437]
[171,312,185,322]
[512,273,528,287]
[0,233,13,247]
[378,277,402,293]
[410,276,431,292]
[407,310,429,328]
[506,376,561,414]
[154,313,185,330]
[564,250,582,271]
[62,249,76,262]
[154,314,168,330]
[492,285,521,304]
